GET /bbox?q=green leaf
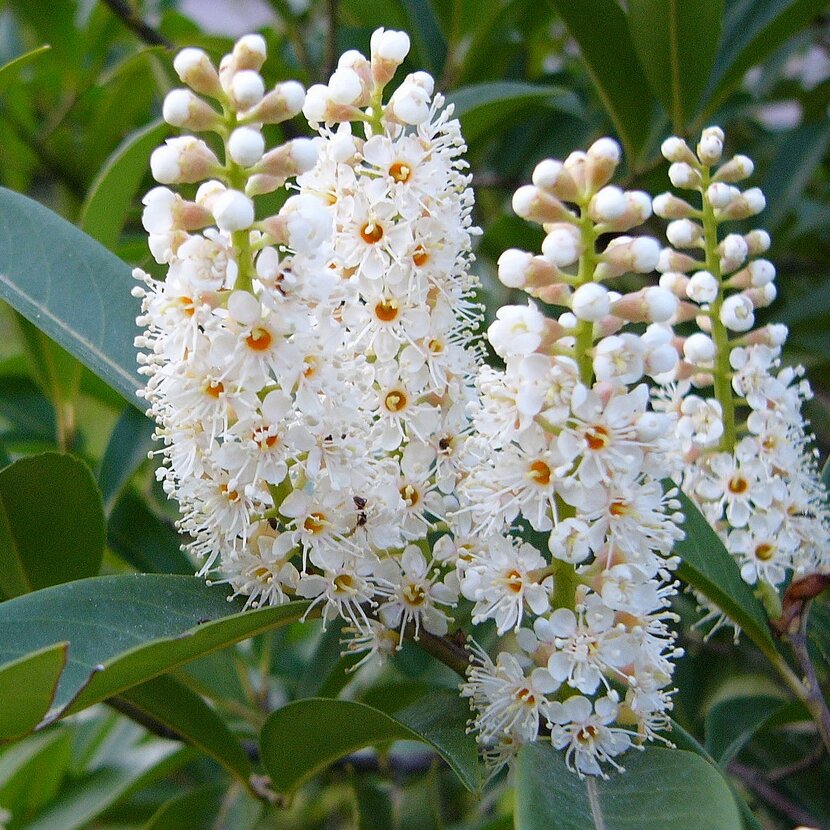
[0,729,72,822]
[0,45,51,97]
[704,0,827,114]
[113,674,253,783]
[400,0,447,77]
[545,0,656,162]
[98,406,155,514]
[143,784,226,830]
[627,0,724,130]
[24,742,190,830]
[0,644,66,739]
[80,120,168,251]
[0,187,141,405]
[447,81,580,144]
[704,695,792,766]
[0,575,308,721]
[0,375,56,442]
[758,121,830,232]
[107,491,194,574]
[514,744,743,830]
[673,488,777,655]
[260,692,480,794]
[0,453,104,598]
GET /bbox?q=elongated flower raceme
[455,140,685,776]
[653,127,830,607]
[135,33,478,651]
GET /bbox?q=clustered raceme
[135,33,481,664]
[455,140,685,776]
[652,127,830,599]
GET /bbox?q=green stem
[574,210,598,386]
[224,110,255,294]
[700,167,736,453]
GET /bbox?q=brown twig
[322,0,339,81]
[766,742,825,782]
[100,0,173,49]
[728,760,828,829]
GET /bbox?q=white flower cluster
[135,33,481,656]
[456,139,684,776]
[653,127,830,591]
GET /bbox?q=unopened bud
[532,159,581,203]
[212,189,255,231]
[150,137,219,184]
[563,151,587,194]
[697,126,724,165]
[744,229,771,255]
[245,80,305,123]
[661,136,697,165]
[589,186,626,222]
[714,154,754,183]
[657,248,700,274]
[745,323,787,347]
[611,286,677,323]
[571,283,610,321]
[230,70,265,109]
[163,89,220,131]
[653,192,698,219]
[716,187,765,220]
[668,162,701,190]
[595,191,651,232]
[370,27,410,86]
[585,137,621,191]
[512,185,576,225]
[659,271,690,297]
[541,224,583,267]
[596,236,660,278]
[744,283,776,308]
[686,270,718,304]
[232,34,267,71]
[228,127,265,167]
[706,182,740,209]
[666,219,702,248]
[328,66,365,106]
[718,233,748,272]
[684,332,716,363]
[173,48,221,97]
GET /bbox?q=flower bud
[653,192,698,219]
[595,236,660,278]
[661,136,697,165]
[328,67,365,106]
[512,185,575,225]
[716,187,765,220]
[338,50,372,87]
[212,189,255,231]
[387,72,433,125]
[245,80,305,123]
[668,162,701,190]
[720,293,755,331]
[142,186,212,233]
[684,332,716,363]
[563,151,587,194]
[611,286,677,323]
[745,323,787,346]
[571,283,610,321]
[657,248,699,274]
[173,48,221,97]
[589,186,626,222]
[659,271,690,297]
[370,27,410,86]
[498,249,559,290]
[541,224,583,267]
[231,70,265,109]
[532,159,581,202]
[697,126,724,165]
[228,127,265,167]
[744,229,770,255]
[585,137,621,191]
[666,219,702,248]
[151,137,219,184]
[718,233,748,272]
[162,89,220,130]
[713,154,754,183]
[686,270,718,304]
[232,34,267,71]
[744,283,776,308]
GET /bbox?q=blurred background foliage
[0,0,828,827]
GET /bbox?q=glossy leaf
[97,406,155,513]
[704,0,827,114]
[0,575,308,721]
[143,784,226,830]
[628,0,724,129]
[704,695,794,766]
[514,744,742,830]
[673,489,777,655]
[0,187,141,405]
[0,376,56,442]
[0,644,66,739]
[114,673,253,783]
[260,692,480,794]
[0,45,51,97]
[0,453,104,598]
[546,0,655,162]
[447,81,580,144]
[107,491,194,574]
[80,120,167,250]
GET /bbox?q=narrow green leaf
[0,729,72,823]
[447,82,581,144]
[704,0,827,115]
[0,644,66,739]
[0,45,51,97]
[514,744,743,830]
[0,575,308,721]
[107,491,194,574]
[628,0,724,130]
[0,187,141,405]
[0,453,104,598]
[704,695,793,766]
[24,743,190,830]
[0,376,56,442]
[113,674,253,783]
[400,0,447,77]
[260,693,480,794]
[80,120,168,250]
[143,784,226,830]
[673,488,777,654]
[546,0,656,161]
[98,406,155,514]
